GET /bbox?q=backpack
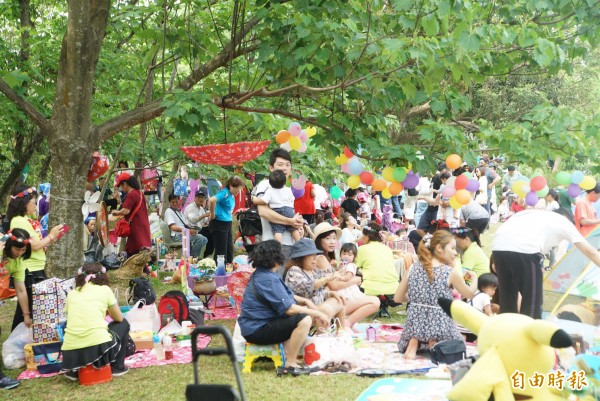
[158,290,189,328]
[128,277,156,306]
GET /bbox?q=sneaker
[64,371,78,382]
[0,376,21,390]
[276,365,311,377]
[112,367,129,377]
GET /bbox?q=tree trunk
[46,0,110,277]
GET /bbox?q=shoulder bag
[115,192,143,238]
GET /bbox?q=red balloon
[454,174,468,190]
[87,152,109,182]
[359,171,374,185]
[343,145,354,158]
[529,176,547,192]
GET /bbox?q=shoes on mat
[112,367,129,377]
[64,371,78,382]
[276,365,311,377]
[0,376,21,390]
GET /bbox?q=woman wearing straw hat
[313,222,380,331]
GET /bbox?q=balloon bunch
[511,175,549,206]
[290,175,307,199]
[275,123,317,152]
[555,171,597,198]
[87,152,109,182]
[335,146,419,199]
[441,154,480,209]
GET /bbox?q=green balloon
[461,172,473,180]
[392,167,407,183]
[536,185,549,197]
[556,171,571,186]
[330,186,343,199]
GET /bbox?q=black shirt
[340,198,361,219]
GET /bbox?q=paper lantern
[359,171,374,185]
[348,175,361,189]
[389,182,403,196]
[372,178,386,191]
[446,154,462,170]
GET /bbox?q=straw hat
[312,222,342,240]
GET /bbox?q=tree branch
[97,100,165,141]
[0,80,52,132]
[218,103,330,131]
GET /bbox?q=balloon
[392,167,407,183]
[343,145,354,158]
[579,176,597,190]
[330,186,343,199]
[567,183,582,198]
[382,167,395,182]
[455,189,471,205]
[335,154,349,165]
[289,136,302,150]
[389,182,403,196]
[529,176,547,192]
[525,191,539,206]
[461,172,473,180]
[555,171,571,185]
[455,175,469,190]
[348,158,364,175]
[291,186,305,199]
[292,176,306,190]
[446,154,462,170]
[372,178,386,191]
[341,163,350,173]
[512,181,526,198]
[521,184,531,195]
[306,126,317,137]
[275,130,290,144]
[465,179,480,192]
[381,187,392,199]
[442,186,456,198]
[87,152,109,182]
[299,130,308,142]
[449,196,462,210]
[446,176,456,187]
[288,122,302,136]
[298,143,307,153]
[360,171,374,185]
[535,185,549,197]
[571,171,584,184]
[347,175,361,189]
[280,142,292,151]
[402,172,419,189]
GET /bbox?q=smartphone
[56,224,70,240]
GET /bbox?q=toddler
[469,273,499,316]
[336,243,366,301]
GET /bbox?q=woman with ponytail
[394,230,477,359]
[61,263,130,380]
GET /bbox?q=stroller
[236,207,262,254]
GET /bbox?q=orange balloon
[455,189,471,205]
[446,154,462,170]
[389,182,403,195]
[371,178,386,191]
[276,130,291,144]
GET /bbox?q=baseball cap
[114,172,131,187]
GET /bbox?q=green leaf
[458,31,481,51]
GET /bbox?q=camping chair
[186,325,246,401]
[375,295,401,319]
[159,220,182,254]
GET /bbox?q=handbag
[430,339,466,365]
[32,278,75,343]
[32,341,63,374]
[115,193,143,238]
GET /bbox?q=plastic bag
[125,300,161,333]
[158,319,183,337]
[232,321,247,360]
[2,322,32,369]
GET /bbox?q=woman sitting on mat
[61,263,130,380]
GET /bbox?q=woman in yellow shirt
[61,263,130,380]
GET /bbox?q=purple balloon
[402,171,419,189]
[567,183,582,198]
[465,179,480,192]
[525,191,538,206]
[291,186,305,199]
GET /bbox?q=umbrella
[181,140,271,166]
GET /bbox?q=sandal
[276,365,311,377]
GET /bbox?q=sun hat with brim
[313,222,342,240]
[289,239,323,259]
[114,172,131,187]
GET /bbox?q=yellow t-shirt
[62,283,116,350]
[355,242,399,295]
[462,242,490,277]
[4,258,26,282]
[10,216,45,272]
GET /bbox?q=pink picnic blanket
[17,335,210,380]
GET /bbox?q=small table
[187,275,231,318]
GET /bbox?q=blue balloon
[348,159,363,175]
[571,171,584,184]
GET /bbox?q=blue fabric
[214,188,235,222]
[238,269,296,337]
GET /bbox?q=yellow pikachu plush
[438,298,573,401]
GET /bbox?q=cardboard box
[131,330,153,350]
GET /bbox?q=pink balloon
[341,163,350,173]
[567,183,581,198]
[465,179,480,192]
[442,186,456,198]
[291,186,305,198]
[288,122,302,136]
[299,131,308,142]
[298,143,307,153]
[292,176,306,190]
[525,191,538,206]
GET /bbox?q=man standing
[184,189,214,258]
[492,209,600,319]
[293,179,316,224]
[164,194,207,259]
[502,165,522,191]
[574,183,600,236]
[485,162,501,213]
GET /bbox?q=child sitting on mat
[61,262,130,381]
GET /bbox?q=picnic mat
[17,335,211,380]
[355,378,451,401]
[209,305,238,320]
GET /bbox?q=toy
[438,297,573,401]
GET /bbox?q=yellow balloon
[382,167,396,182]
[289,136,301,150]
[455,189,471,205]
[335,154,348,165]
[449,196,462,210]
[579,175,597,190]
[306,126,317,137]
[381,187,392,199]
[347,175,361,189]
[512,180,526,197]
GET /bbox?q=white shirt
[340,227,361,245]
[261,186,295,209]
[164,207,186,237]
[183,202,208,229]
[492,210,585,254]
[253,179,294,245]
[313,184,328,211]
[470,291,491,314]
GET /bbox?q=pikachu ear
[438,297,486,335]
[523,320,573,348]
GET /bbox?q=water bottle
[215,255,226,276]
[153,335,165,360]
[163,335,173,360]
[366,325,377,342]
